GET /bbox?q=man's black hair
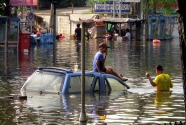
[77,23,80,28]
[126,28,130,32]
[156,65,163,71]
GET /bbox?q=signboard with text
[10,0,38,6]
[94,0,140,2]
[149,15,176,20]
[94,1,130,13]
[28,12,34,20]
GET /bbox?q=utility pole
[50,4,53,28]
[30,6,33,34]
[53,3,56,48]
[48,0,62,65]
[79,22,87,122]
[113,0,115,17]
[71,3,74,13]
[145,0,149,40]
[119,0,121,18]
[119,0,121,36]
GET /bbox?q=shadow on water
[0,38,185,124]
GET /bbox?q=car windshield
[106,77,127,91]
[24,71,65,93]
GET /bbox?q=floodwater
[0,38,184,125]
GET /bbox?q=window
[69,75,94,93]
[43,73,64,93]
[93,78,100,91]
[106,78,127,91]
[0,23,6,41]
[104,78,110,91]
[26,72,42,90]
[25,71,65,93]
[69,76,81,92]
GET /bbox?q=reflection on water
[0,39,184,124]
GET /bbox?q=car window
[25,71,65,93]
[106,78,127,91]
[104,78,111,91]
[69,75,94,93]
[42,73,64,93]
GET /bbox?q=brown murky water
[0,38,184,125]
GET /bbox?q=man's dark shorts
[102,68,106,73]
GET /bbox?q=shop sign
[94,1,130,13]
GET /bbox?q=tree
[148,0,176,14]
[89,0,94,13]
[0,0,18,17]
[176,0,186,121]
[0,0,9,16]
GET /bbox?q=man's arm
[103,52,107,63]
[170,81,173,88]
[96,60,105,74]
[146,72,156,87]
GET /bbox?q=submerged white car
[21,67,130,94]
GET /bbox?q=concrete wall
[35,14,70,37]
[57,16,70,36]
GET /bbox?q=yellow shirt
[153,74,173,91]
[154,91,172,104]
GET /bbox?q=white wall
[172,23,179,38]
[35,15,70,37]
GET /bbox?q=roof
[0,17,20,22]
[0,16,8,21]
[103,17,146,23]
[38,67,73,73]
[70,14,99,23]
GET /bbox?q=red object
[170,4,178,8]
[153,39,161,43]
[156,3,177,9]
[10,0,38,6]
[60,35,65,38]
[36,31,41,34]
[156,4,163,8]
[19,30,30,53]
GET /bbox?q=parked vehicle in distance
[20,67,130,95]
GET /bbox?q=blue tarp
[40,33,53,44]
[30,33,54,44]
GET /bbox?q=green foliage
[148,0,175,7]
[38,1,51,9]
[89,0,94,4]
[94,0,112,3]
[96,0,108,3]
[67,0,86,7]
[148,0,177,14]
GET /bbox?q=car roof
[37,67,100,75]
[37,67,73,74]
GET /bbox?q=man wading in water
[146,65,173,91]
